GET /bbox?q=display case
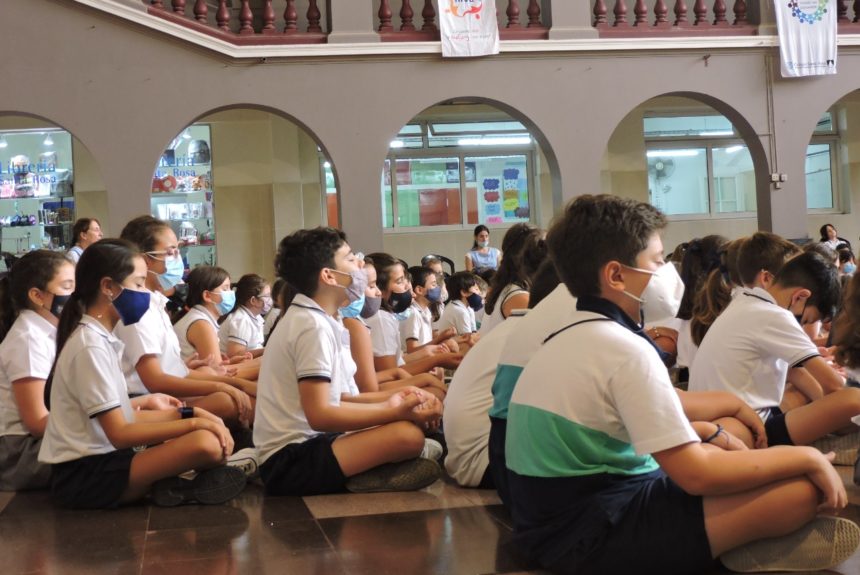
[0,129,75,262]
[151,124,216,269]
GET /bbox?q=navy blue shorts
[548,473,714,575]
[487,416,510,507]
[260,432,346,496]
[51,448,136,509]
[764,407,794,446]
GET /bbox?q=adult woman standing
[464,225,501,274]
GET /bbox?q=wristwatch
[179,406,194,419]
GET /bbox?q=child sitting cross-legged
[505,194,859,574]
[254,227,444,495]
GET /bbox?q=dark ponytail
[485,223,545,315]
[174,265,229,324]
[220,274,268,323]
[0,250,72,342]
[46,239,140,408]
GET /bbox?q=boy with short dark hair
[254,227,443,495]
[506,195,858,573]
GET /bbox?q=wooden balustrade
[378,0,548,41]
[592,0,757,36]
[145,0,327,44]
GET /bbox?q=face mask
[152,255,184,291]
[466,292,484,312]
[48,293,70,319]
[260,296,273,315]
[360,296,382,319]
[478,240,489,249]
[425,286,442,304]
[113,287,151,325]
[331,268,367,304]
[844,263,856,275]
[619,264,656,306]
[394,307,412,322]
[641,262,684,324]
[340,294,366,319]
[214,289,236,316]
[389,290,412,314]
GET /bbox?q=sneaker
[227,447,259,479]
[345,458,442,493]
[811,431,860,466]
[720,516,860,572]
[152,466,247,507]
[420,438,443,462]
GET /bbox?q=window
[644,111,842,217]
[382,121,535,230]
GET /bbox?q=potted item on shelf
[200,226,215,246]
[178,220,198,246]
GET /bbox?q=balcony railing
[592,1,757,37]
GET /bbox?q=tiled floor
[0,468,858,575]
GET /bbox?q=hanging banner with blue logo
[439,1,500,58]
[774,0,837,77]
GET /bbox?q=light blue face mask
[844,263,857,275]
[152,255,184,291]
[214,289,236,316]
[394,307,412,322]
[340,294,366,319]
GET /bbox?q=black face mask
[49,294,71,318]
[388,290,413,314]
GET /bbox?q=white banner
[774,0,837,77]
[439,0,500,58]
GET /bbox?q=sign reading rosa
[447,0,484,18]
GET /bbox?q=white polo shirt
[478,283,527,336]
[173,305,220,362]
[114,289,188,396]
[399,302,433,349]
[39,316,136,464]
[254,294,357,464]
[689,287,820,419]
[436,300,476,335]
[263,307,280,339]
[0,310,56,437]
[489,284,576,420]
[218,306,264,354]
[444,311,525,487]
[367,309,404,366]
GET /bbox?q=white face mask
[641,262,685,325]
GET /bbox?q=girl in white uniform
[173,266,234,363]
[218,274,270,359]
[38,239,245,509]
[118,216,255,428]
[0,250,74,490]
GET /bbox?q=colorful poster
[439,1,500,58]
[474,156,529,224]
[774,1,837,77]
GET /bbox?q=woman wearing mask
[218,274,270,359]
[0,251,74,490]
[364,253,462,375]
[464,225,501,274]
[117,216,255,429]
[38,239,245,508]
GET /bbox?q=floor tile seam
[308,499,499,521]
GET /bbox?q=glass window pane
[814,113,834,134]
[644,116,735,138]
[465,155,530,225]
[647,149,708,215]
[712,146,756,213]
[381,159,393,228]
[806,144,833,209]
[394,158,461,227]
[431,121,527,134]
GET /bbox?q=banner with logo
[774,0,837,77]
[439,1,500,58]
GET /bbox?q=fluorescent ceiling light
[699,130,734,136]
[181,129,192,140]
[0,136,7,149]
[725,145,744,154]
[323,161,331,168]
[457,136,531,146]
[390,140,405,148]
[646,149,700,158]
[43,134,54,146]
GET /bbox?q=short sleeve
[294,324,336,382]
[114,308,164,367]
[400,312,421,343]
[225,314,253,347]
[756,312,819,367]
[609,347,699,455]
[4,331,54,381]
[452,306,473,335]
[70,346,125,418]
[369,313,400,357]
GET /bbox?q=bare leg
[331,421,425,477]
[379,373,447,401]
[714,416,755,449]
[186,392,241,427]
[784,387,860,445]
[781,384,811,413]
[120,429,224,502]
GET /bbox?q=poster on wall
[439,0,500,58]
[475,157,529,224]
[774,0,837,77]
